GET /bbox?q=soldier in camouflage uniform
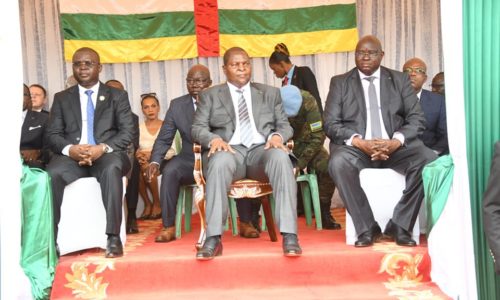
[283,86,341,229]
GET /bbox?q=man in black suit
[145,64,212,243]
[105,79,141,234]
[403,58,448,155]
[192,47,301,260]
[324,35,436,247]
[483,141,500,274]
[46,47,134,258]
[21,84,49,169]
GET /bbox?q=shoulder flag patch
[310,121,323,132]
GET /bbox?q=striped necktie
[85,90,96,145]
[236,89,253,148]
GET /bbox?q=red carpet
[51,209,450,299]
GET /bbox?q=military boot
[320,202,341,230]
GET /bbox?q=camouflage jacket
[289,90,325,170]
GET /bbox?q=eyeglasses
[140,92,157,99]
[186,78,209,85]
[72,60,99,68]
[354,50,381,58]
[403,67,426,75]
[226,61,251,69]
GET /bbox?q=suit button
[76,137,80,141]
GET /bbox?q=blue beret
[280,85,302,117]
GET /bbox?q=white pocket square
[28,125,42,131]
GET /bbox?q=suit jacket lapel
[94,82,110,122]
[68,85,82,132]
[250,83,263,128]
[379,67,393,135]
[218,84,236,126]
[350,70,367,130]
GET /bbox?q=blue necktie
[85,90,96,145]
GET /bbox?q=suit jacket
[192,83,293,149]
[483,141,500,274]
[323,66,426,149]
[291,66,322,113]
[46,82,134,153]
[419,89,448,154]
[151,94,195,164]
[21,110,49,150]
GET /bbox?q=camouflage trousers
[307,149,336,205]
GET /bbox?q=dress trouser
[328,142,436,235]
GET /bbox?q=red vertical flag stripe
[194,0,219,57]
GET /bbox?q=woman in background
[269,43,323,114]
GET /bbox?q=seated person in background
[431,72,445,96]
[29,84,49,114]
[145,64,212,243]
[21,84,49,169]
[65,75,78,89]
[46,47,134,258]
[403,58,448,155]
[192,47,301,259]
[483,141,500,275]
[269,43,323,114]
[136,93,170,220]
[324,35,436,247]
[280,85,341,230]
[105,79,141,234]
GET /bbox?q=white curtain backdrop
[20,0,443,122]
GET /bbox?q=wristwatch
[102,143,111,153]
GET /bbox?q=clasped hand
[69,144,104,166]
[353,137,401,161]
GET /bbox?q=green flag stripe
[61,12,195,40]
[219,4,356,35]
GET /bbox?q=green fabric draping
[20,164,58,300]
[422,155,454,235]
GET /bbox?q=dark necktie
[85,90,96,145]
[236,89,253,148]
[282,76,289,87]
[364,76,382,139]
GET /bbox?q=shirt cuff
[392,132,405,145]
[62,144,72,156]
[346,134,362,146]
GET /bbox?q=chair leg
[261,195,277,242]
[175,187,185,238]
[184,187,192,233]
[301,182,313,226]
[307,176,323,230]
[228,197,238,236]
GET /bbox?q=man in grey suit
[483,141,500,274]
[324,35,436,247]
[145,64,212,243]
[402,58,448,155]
[46,47,134,258]
[191,47,301,260]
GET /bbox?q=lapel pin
[99,95,105,101]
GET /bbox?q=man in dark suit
[483,141,500,274]
[324,35,436,247]
[192,47,301,260]
[403,58,448,155]
[21,84,49,169]
[145,64,212,243]
[46,47,134,258]
[105,79,141,234]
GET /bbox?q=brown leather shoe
[239,221,260,238]
[155,226,176,243]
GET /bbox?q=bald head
[355,35,384,76]
[105,79,125,91]
[186,64,212,99]
[402,57,428,92]
[431,72,445,96]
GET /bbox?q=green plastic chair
[296,172,322,230]
[174,184,197,238]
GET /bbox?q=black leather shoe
[384,220,417,247]
[196,236,222,260]
[105,235,124,258]
[282,233,302,257]
[322,212,342,230]
[126,215,139,234]
[354,223,382,247]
